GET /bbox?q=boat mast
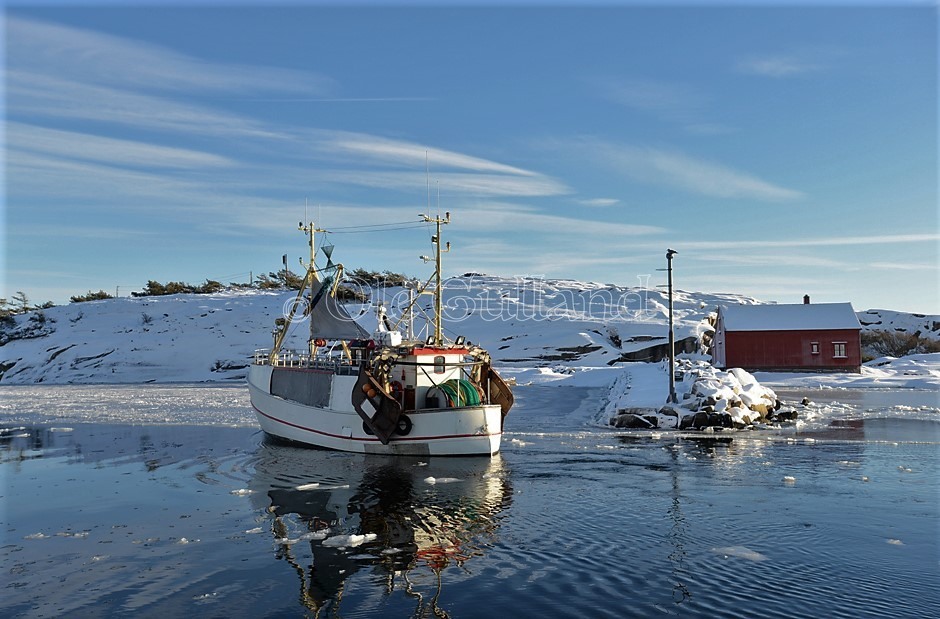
[300,219,326,351]
[420,211,450,346]
[268,218,326,363]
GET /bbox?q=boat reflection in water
[248,439,512,616]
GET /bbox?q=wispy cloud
[593,77,734,135]
[318,131,537,176]
[454,202,663,237]
[8,71,288,140]
[306,168,568,198]
[595,77,705,123]
[8,122,235,169]
[7,15,333,95]
[679,273,829,299]
[7,16,570,218]
[725,233,938,249]
[568,138,803,201]
[736,54,823,78]
[577,198,620,208]
[694,253,849,269]
[870,261,938,271]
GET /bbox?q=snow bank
[755,353,940,390]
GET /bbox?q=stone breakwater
[606,359,800,430]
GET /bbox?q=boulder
[612,413,656,429]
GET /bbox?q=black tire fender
[394,414,413,436]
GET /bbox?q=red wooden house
[712,299,862,372]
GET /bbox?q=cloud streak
[320,131,537,176]
[8,122,235,169]
[7,15,333,95]
[593,76,733,135]
[9,71,289,140]
[737,56,820,78]
[571,138,803,201]
[595,77,706,123]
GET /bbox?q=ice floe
[712,546,769,562]
[322,533,377,548]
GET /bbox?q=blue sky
[4,3,937,313]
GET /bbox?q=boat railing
[253,349,359,375]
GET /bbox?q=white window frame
[833,342,847,359]
[810,341,820,355]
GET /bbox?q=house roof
[719,302,861,332]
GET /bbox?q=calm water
[1,385,938,618]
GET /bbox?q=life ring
[314,338,327,347]
[394,414,413,436]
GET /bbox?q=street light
[666,249,678,404]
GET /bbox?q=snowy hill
[0,276,935,385]
[856,308,939,336]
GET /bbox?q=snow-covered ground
[0,276,743,385]
[755,354,940,390]
[1,276,937,405]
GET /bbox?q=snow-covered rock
[604,358,790,431]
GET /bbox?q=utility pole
[666,249,678,404]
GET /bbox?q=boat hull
[248,365,502,456]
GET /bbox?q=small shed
[712,301,862,372]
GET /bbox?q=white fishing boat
[247,212,513,456]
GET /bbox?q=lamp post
[666,249,678,404]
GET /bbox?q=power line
[327,222,425,234]
[328,219,425,231]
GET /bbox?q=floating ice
[244,527,263,534]
[783,476,797,484]
[322,533,377,548]
[887,539,904,545]
[24,532,48,540]
[275,530,331,545]
[230,488,252,496]
[193,592,218,604]
[712,546,768,562]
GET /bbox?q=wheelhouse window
[434,355,446,374]
[833,342,847,359]
[811,342,820,355]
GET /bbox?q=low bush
[861,330,940,358]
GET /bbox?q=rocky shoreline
[607,359,801,430]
